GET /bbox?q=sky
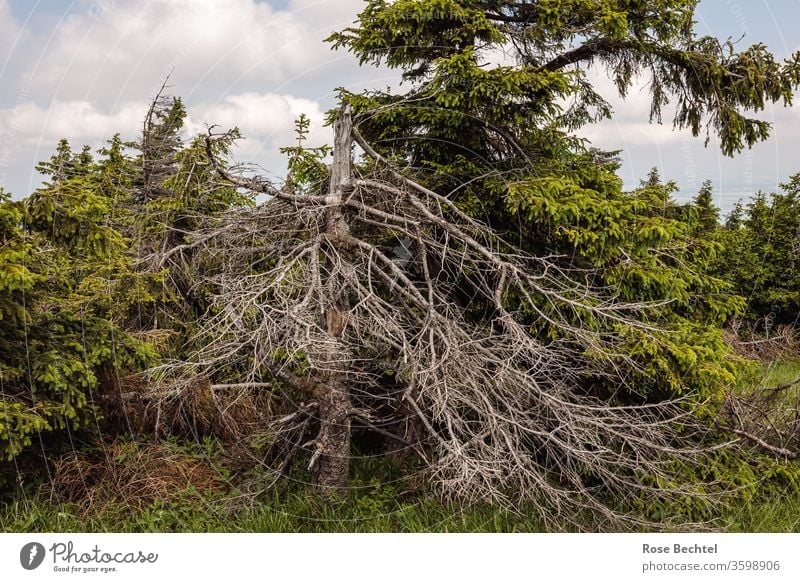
[1,0,800,213]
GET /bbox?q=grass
[2,359,800,533]
[4,481,800,533]
[734,357,800,394]
[0,490,547,533]
[721,495,800,533]
[717,357,800,533]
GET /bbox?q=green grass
[0,439,550,533]
[0,488,547,533]
[721,495,800,532]
[718,357,800,532]
[761,359,800,385]
[735,358,800,393]
[4,483,800,533]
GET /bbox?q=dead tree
[146,104,732,526]
[312,105,354,496]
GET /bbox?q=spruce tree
[691,180,721,234]
[326,0,791,401]
[0,143,156,480]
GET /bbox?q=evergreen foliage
[0,143,154,474]
[690,180,721,235]
[0,94,249,477]
[718,176,800,326]
[327,0,782,402]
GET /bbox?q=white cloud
[0,90,332,196]
[0,3,19,68]
[0,90,328,158]
[21,0,368,104]
[574,67,690,147]
[579,120,686,148]
[185,91,330,164]
[3,0,798,211]
[558,65,800,208]
[0,98,146,195]
[1,100,146,147]
[186,92,325,141]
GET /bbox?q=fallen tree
[142,104,736,527]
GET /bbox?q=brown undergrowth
[102,372,271,444]
[721,322,800,461]
[725,320,799,361]
[46,440,231,517]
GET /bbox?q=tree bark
[312,353,352,496]
[311,104,353,498]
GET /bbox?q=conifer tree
[326,0,790,401]
[0,143,156,480]
[719,177,800,326]
[691,180,721,234]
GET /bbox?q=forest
[2,0,800,532]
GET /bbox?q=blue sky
[2,0,800,212]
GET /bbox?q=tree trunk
[312,348,352,497]
[312,104,353,498]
